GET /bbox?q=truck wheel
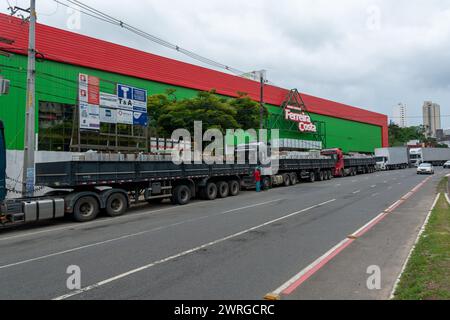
[283,174,291,187]
[309,172,316,183]
[217,181,229,198]
[201,183,217,201]
[318,171,324,181]
[290,173,298,185]
[229,180,240,196]
[328,171,333,180]
[106,193,128,217]
[171,185,191,205]
[73,196,99,222]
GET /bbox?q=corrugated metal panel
[0,13,388,146]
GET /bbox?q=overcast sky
[3,0,450,128]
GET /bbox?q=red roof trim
[0,13,388,146]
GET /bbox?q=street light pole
[22,0,36,197]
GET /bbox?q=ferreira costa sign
[285,105,317,133]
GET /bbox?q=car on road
[417,163,435,175]
[443,161,450,169]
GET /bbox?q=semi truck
[374,147,410,170]
[409,148,450,167]
[321,148,377,177]
[0,120,346,228]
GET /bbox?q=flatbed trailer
[1,152,336,227]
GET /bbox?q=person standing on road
[254,168,262,192]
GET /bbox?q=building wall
[1,54,382,153]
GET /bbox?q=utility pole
[22,0,36,197]
[259,70,266,130]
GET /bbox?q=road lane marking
[390,194,441,299]
[267,176,432,298]
[221,199,283,214]
[371,185,377,188]
[0,198,285,270]
[445,193,450,205]
[53,199,337,300]
[352,190,361,194]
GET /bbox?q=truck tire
[201,183,217,201]
[73,196,99,222]
[290,173,298,185]
[217,181,229,198]
[283,174,291,187]
[171,185,191,205]
[106,193,128,217]
[328,170,333,180]
[229,180,240,196]
[318,171,324,181]
[309,172,316,183]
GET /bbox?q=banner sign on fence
[79,74,101,131]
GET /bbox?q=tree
[230,92,267,130]
[389,124,426,147]
[157,90,240,136]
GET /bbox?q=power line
[52,0,248,76]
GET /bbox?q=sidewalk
[285,175,441,300]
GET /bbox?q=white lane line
[352,190,361,194]
[371,185,377,188]
[390,194,441,299]
[53,199,337,300]
[221,199,283,214]
[445,193,450,205]
[336,184,341,187]
[0,199,284,270]
[352,180,357,183]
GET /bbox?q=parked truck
[375,147,409,170]
[409,148,450,167]
[0,120,345,228]
[321,148,377,177]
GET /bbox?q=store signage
[285,105,317,133]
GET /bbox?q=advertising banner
[133,112,148,126]
[117,84,148,122]
[79,102,100,130]
[100,92,118,109]
[100,108,117,124]
[79,74,101,131]
[117,109,133,125]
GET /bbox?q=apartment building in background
[423,101,441,138]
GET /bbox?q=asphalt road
[0,168,444,300]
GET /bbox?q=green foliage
[148,90,265,137]
[389,124,426,147]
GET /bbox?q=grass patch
[393,178,450,300]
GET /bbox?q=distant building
[423,101,441,138]
[392,103,407,128]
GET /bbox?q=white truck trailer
[409,148,450,167]
[375,147,410,170]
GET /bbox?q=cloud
[3,0,450,127]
